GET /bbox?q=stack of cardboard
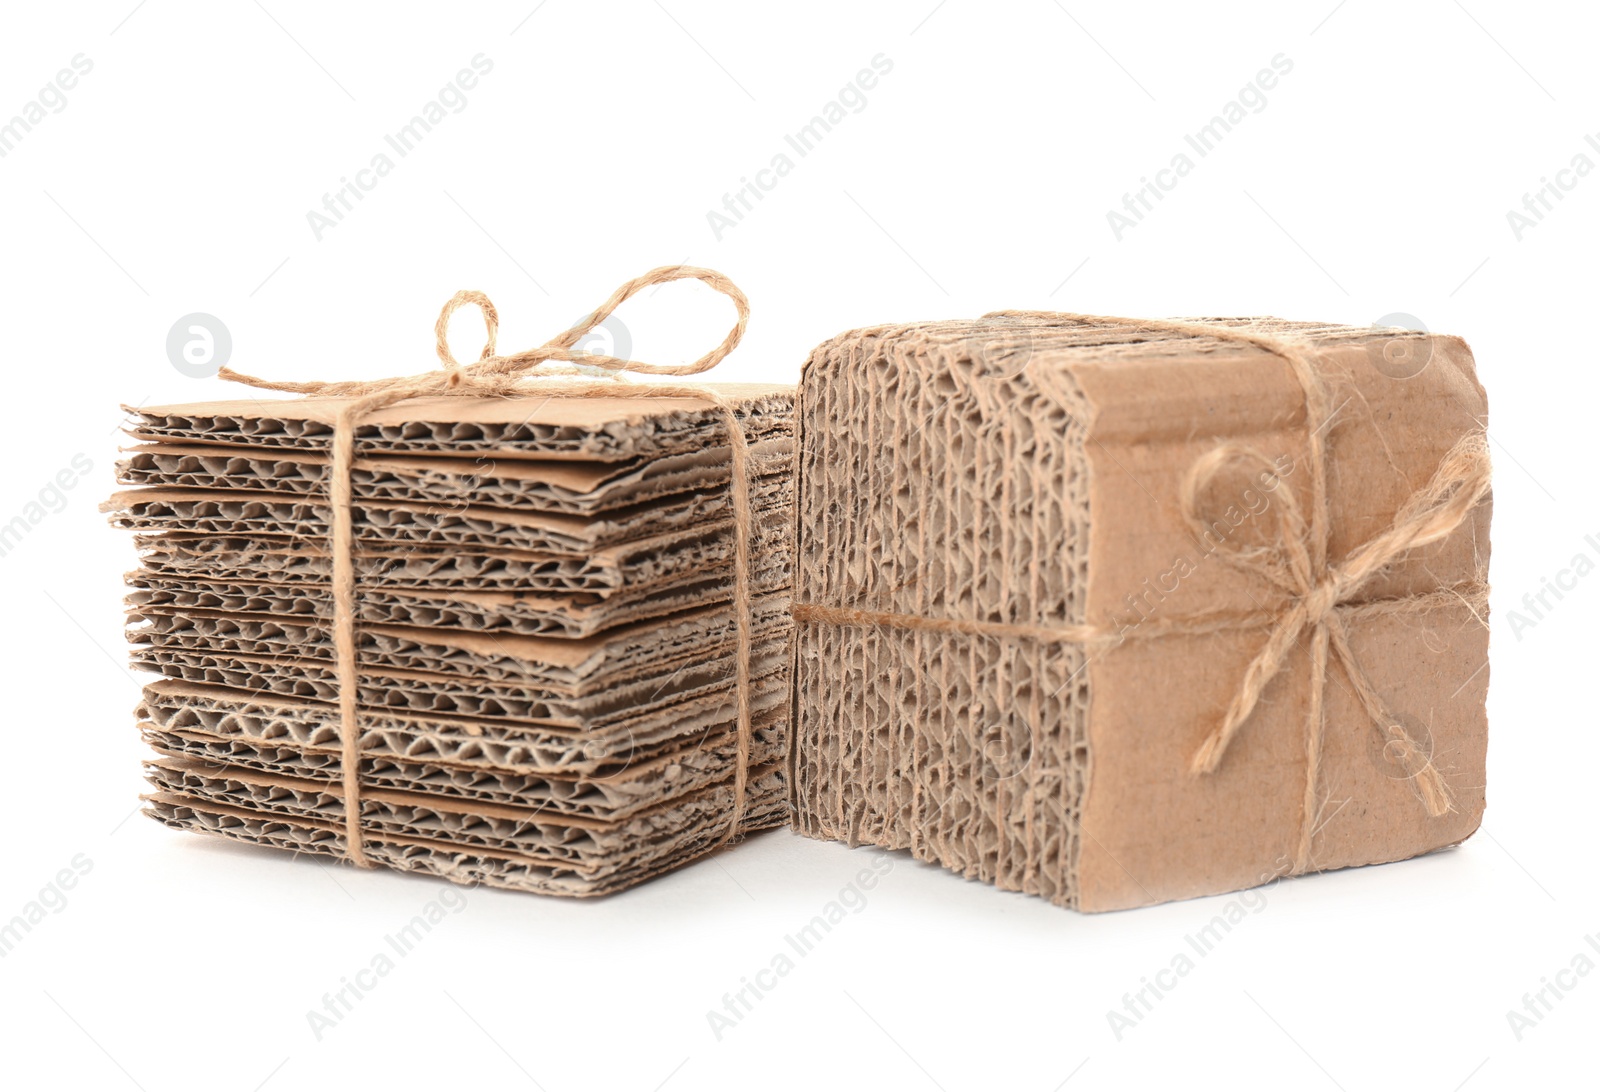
[790,315,1491,911]
[110,388,795,895]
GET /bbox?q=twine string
[792,316,1491,875]
[217,265,756,868]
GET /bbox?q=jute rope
[792,316,1492,874]
[217,266,757,868]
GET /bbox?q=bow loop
[431,264,751,386]
[434,289,499,370]
[220,264,751,405]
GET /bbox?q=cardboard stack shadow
[109,388,795,895]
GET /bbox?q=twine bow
[1182,432,1491,870]
[217,266,757,868]
[792,314,1493,877]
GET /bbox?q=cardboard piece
[139,677,789,775]
[105,474,793,554]
[114,384,796,895]
[123,388,793,458]
[129,519,792,596]
[790,317,1490,911]
[118,437,792,513]
[126,557,793,639]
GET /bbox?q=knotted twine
[792,316,1492,875]
[216,266,757,868]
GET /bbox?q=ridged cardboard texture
[115,384,796,896]
[791,318,1490,911]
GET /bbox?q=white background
[1,2,1595,1089]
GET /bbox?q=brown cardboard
[130,643,791,732]
[138,677,790,775]
[790,317,1490,911]
[127,596,794,686]
[105,474,793,554]
[141,695,788,819]
[126,559,793,638]
[142,754,785,863]
[130,518,792,596]
[113,384,797,895]
[124,386,793,458]
[143,762,788,897]
[118,437,793,513]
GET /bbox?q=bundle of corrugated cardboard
[110,388,795,895]
[791,315,1492,911]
